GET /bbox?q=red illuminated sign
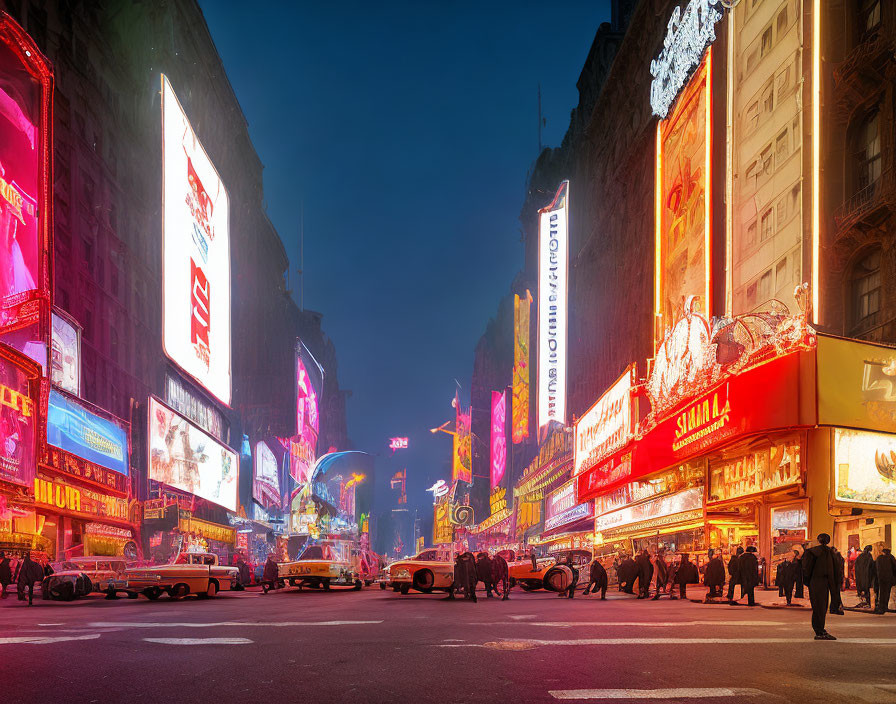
[389,437,408,451]
[190,258,211,368]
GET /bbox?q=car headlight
[393,569,410,579]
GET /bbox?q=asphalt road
[3,585,896,704]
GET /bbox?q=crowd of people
[0,551,55,605]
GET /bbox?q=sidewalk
[626,584,886,611]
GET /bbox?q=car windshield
[414,550,437,561]
[299,545,326,561]
[54,561,78,571]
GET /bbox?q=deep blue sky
[200,1,611,530]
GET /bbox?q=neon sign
[161,75,232,405]
[427,479,449,501]
[389,437,408,451]
[490,390,506,488]
[574,368,634,477]
[649,0,723,118]
[512,290,532,443]
[537,182,569,431]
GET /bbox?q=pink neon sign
[490,390,506,488]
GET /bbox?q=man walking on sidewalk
[802,533,839,640]
[727,546,744,604]
[874,546,896,614]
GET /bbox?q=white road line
[143,637,253,645]
[550,688,767,700]
[37,623,64,626]
[482,621,786,628]
[437,637,896,648]
[86,620,382,628]
[0,634,101,645]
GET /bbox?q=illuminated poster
[296,340,322,440]
[148,397,237,511]
[452,397,472,484]
[51,312,80,395]
[512,290,531,443]
[834,428,896,507]
[657,53,711,335]
[253,440,280,509]
[0,355,35,486]
[538,182,568,431]
[433,499,454,545]
[47,389,128,475]
[490,390,506,488]
[574,368,634,477]
[161,75,231,406]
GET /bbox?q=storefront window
[770,503,807,574]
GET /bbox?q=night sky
[199,1,611,535]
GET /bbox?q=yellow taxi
[121,552,239,600]
[388,548,454,595]
[278,540,362,591]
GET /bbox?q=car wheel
[60,582,76,602]
[168,584,189,600]
[205,580,218,598]
[144,587,162,600]
[352,579,363,591]
[399,584,410,595]
[322,580,331,591]
[392,584,401,592]
[379,582,387,590]
[413,569,435,592]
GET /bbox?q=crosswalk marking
[85,620,382,628]
[482,620,786,628]
[0,634,101,645]
[549,688,768,700]
[438,637,896,648]
[143,637,252,645]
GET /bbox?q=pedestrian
[847,546,858,589]
[802,533,838,640]
[855,545,875,607]
[726,546,744,603]
[530,551,538,572]
[777,553,799,605]
[582,557,608,599]
[13,552,44,606]
[671,553,699,600]
[261,553,279,594]
[43,559,54,578]
[703,549,725,600]
[635,549,653,599]
[651,549,669,600]
[738,546,760,606]
[475,552,495,598]
[236,555,251,589]
[874,546,896,615]
[0,551,11,600]
[830,547,845,615]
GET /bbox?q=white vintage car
[120,552,239,600]
[387,548,455,595]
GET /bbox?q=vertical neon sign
[490,390,506,489]
[512,290,531,443]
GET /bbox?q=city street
[3,586,896,704]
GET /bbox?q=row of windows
[743,118,801,195]
[741,250,801,310]
[744,0,798,75]
[743,181,801,252]
[742,54,799,139]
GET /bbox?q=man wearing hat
[738,546,760,606]
[802,533,840,640]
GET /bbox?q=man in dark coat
[492,552,510,600]
[830,547,845,614]
[802,533,838,639]
[726,546,744,603]
[14,552,44,606]
[475,552,495,598]
[776,553,799,605]
[704,549,725,599]
[452,552,478,602]
[261,554,279,594]
[0,552,11,600]
[583,558,608,599]
[618,554,637,594]
[235,556,251,589]
[670,553,699,600]
[874,547,896,614]
[855,545,875,607]
[738,546,760,606]
[558,554,579,599]
[635,550,653,599]
[651,550,669,600]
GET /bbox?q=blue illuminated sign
[47,390,129,475]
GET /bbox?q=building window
[760,208,774,241]
[746,282,758,308]
[759,270,773,302]
[761,146,773,177]
[761,27,773,57]
[776,7,789,36]
[776,129,789,164]
[746,101,760,132]
[850,249,882,337]
[746,221,757,248]
[776,197,787,225]
[762,80,775,114]
[776,257,788,288]
[855,110,881,193]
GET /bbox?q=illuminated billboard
[47,389,128,475]
[0,351,36,486]
[51,311,80,395]
[512,290,531,443]
[655,52,711,338]
[253,440,281,509]
[161,75,231,406]
[574,367,634,477]
[834,428,896,507]
[148,397,237,511]
[452,397,472,484]
[538,182,568,431]
[490,390,506,488]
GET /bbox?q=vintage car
[388,548,455,595]
[42,557,131,601]
[543,549,594,592]
[498,550,556,591]
[277,540,363,590]
[120,551,239,599]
